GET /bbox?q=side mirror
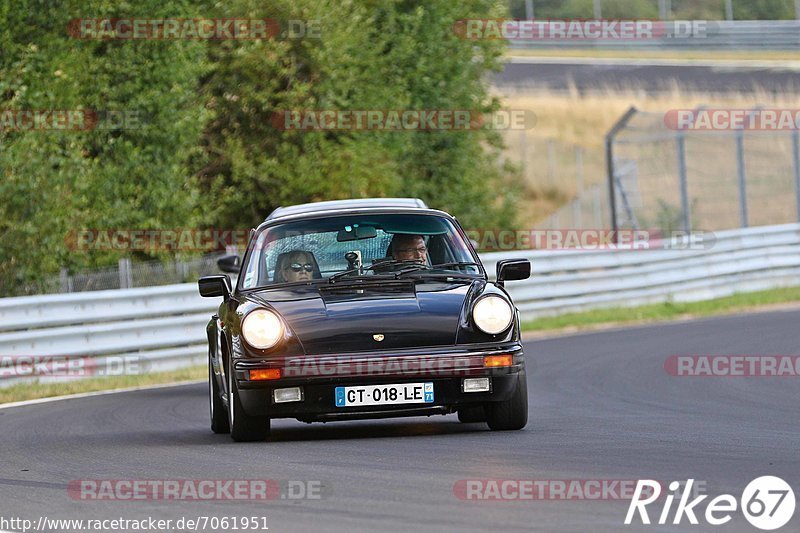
[217,254,241,273]
[497,259,531,286]
[199,275,232,299]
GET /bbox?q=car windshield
[239,213,482,289]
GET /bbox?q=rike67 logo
[625,477,796,530]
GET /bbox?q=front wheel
[209,359,229,434]
[485,374,528,431]
[228,364,270,442]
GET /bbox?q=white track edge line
[0,379,204,410]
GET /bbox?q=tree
[193,0,518,233]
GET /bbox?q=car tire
[228,364,270,442]
[485,374,528,431]
[209,360,230,434]
[457,405,486,423]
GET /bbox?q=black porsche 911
[198,198,531,441]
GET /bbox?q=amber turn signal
[483,355,513,368]
[249,368,281,380]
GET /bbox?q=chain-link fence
[505,130,610,228]
[18,255,226,296]
[608,107,800,232]
[532,183,612,230]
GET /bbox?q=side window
[242,233,266,289]
[426,234,452,265]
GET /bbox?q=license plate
[335,382,434,407]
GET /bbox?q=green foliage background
[0,0,518,295]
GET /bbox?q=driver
[390,234,428,264]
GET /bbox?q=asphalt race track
[1,309,798,532]
[496,58,800,94]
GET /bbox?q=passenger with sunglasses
[275,250,318,283]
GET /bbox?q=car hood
[243,280,476,355]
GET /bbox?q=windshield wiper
[430,262,482,269]
[393,264,430,277]
[328,260,425,283]
[396,263,482,279]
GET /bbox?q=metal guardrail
[508,20,800,50]
[1,223,799,386]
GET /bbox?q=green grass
[0,365,206,405]
[523,286,800,332]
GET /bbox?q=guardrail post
[736,131,749,228]
[793,130,800,222]
[605,106,638,237]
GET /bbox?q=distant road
[496,56,800,93]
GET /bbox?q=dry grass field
[497,86,800,228]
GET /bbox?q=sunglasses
[396,246,427,254]
[287,263,314,273]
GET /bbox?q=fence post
[519,130,528,184]
[59,268,71,293]
[118,258,132,289]
[676,132,691,232]
[735,132,749,228]
[575,147,584,228]
[605,106,638,237]
[593,185,601,227]
[793,130,800,222]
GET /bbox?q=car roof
[266,198,429,222]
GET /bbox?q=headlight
[241,309,284,349]
[472,295,513,335]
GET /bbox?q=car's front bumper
[232,343,526,420]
